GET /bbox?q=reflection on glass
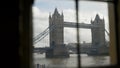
[32,0,110,68]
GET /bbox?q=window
[19,2,118,66]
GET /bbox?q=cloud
[32,6,49,36]
[63,9,76,22]
[32,6,50,47]
[64,28,77,44]
[32,1,109,47]
[32,6,49,20]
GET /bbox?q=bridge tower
[90,14,106,55]
[49,8,64,47]
[46,8,69,58]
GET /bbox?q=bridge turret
[52,8,61,19]
[49,13,52,25]
[91,19,93,24]
[49,13,51,19]
[61,11,64,17]
[91,14,104,25]
[95,14,100,21]
[103,17,105,23]
[54,8,59,14]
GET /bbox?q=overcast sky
[32,0,109,47]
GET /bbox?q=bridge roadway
[64,22,100,28]
[33,46,109,55]
[33,47,90,54]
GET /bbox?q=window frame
[19,0,120,68]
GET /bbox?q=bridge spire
[49,13,51,19]
[95,14,100,20]
[54,8,59,15]
[61,11,63,16]
[61,11,64,20]
[91,18,93,23]
[103,17,105,22]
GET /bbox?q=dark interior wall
[0,0,19,68]
[116,0,120,65]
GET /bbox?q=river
[33,53,110,68]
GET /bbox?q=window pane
[32,0,78,68]
[78,1,114,67]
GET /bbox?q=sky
[32,0,109,47]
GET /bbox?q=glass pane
[32,0,78,68]
[78,1,111,67]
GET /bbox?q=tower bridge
[34,8,109,58]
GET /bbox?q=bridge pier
[46,44,69,58]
